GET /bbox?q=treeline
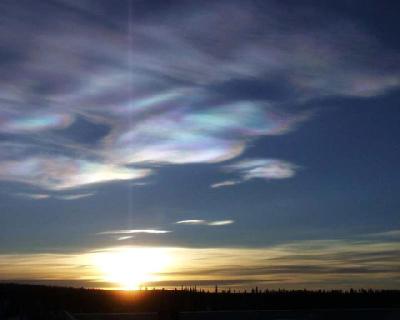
[0,283,399,318]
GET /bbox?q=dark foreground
[1,284,399,319]
[70,309,400,320]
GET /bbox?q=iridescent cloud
[0,156,151,190]
[227,159,298,180]
[0,0,398,190]
[212,159,298,188]
[0,113,72,134]
[107,102,303,165]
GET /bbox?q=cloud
[1,233,399,289]
[0,112,73,134]
[54,192,95,200]
[0,156,151,190]
[11,191,95,200]
[364,229,400,239]
[0,0,398,190]
[116,236,134,241]
[227,159,298,180]
[98,229,171,235]
[13,193,50,200]
[176,219,234,226]
[210,180,240,189]
[208,220,235,226]
[212,159,298,187]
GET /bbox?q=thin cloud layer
[1,1,398,190]
[2,232,399,289]
[176,220,234,226]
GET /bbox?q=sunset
[0,0,399,318]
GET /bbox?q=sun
[92,247,171,290]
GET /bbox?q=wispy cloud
[1,233,399,289]
[1,1,396,190]
[0,156,151,190]
[98,229,171,235]
[212,159,298,188]
[364,229,400,239]
[116,236,134,241]
[176,219,234,226]
[227,159,298,180]
[54,192,95,200]
[12,191,96,201]
[13,193,50,200]
[210,180,240,189]
[208,220,235,226]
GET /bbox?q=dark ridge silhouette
[0,283,399,319]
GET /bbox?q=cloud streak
[176,220,235,226]
[13,193,50,200]
[98,229,171,235]
[54,192,95,200]
[210,180,240,189]
[11,191,95,201]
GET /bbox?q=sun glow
[91,247,171,290]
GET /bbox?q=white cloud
[207,220,235,226]
[176,220,206,225]
[13,193,50,200]
[210,180,240,188]
[117,236,134,241]
[176,219,234,226]
[98,229,171,235]
[227,159,298,180]
[54,192,95,200]
[211,159,298,188]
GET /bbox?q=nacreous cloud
[0,156,150,190]
[212,159,298,187]
[0,0,398,190]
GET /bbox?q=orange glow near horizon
[90,247,171,290]
[1,239,399,291]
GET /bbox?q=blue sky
[0,0,399,289]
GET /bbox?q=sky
[0,0,399,290]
